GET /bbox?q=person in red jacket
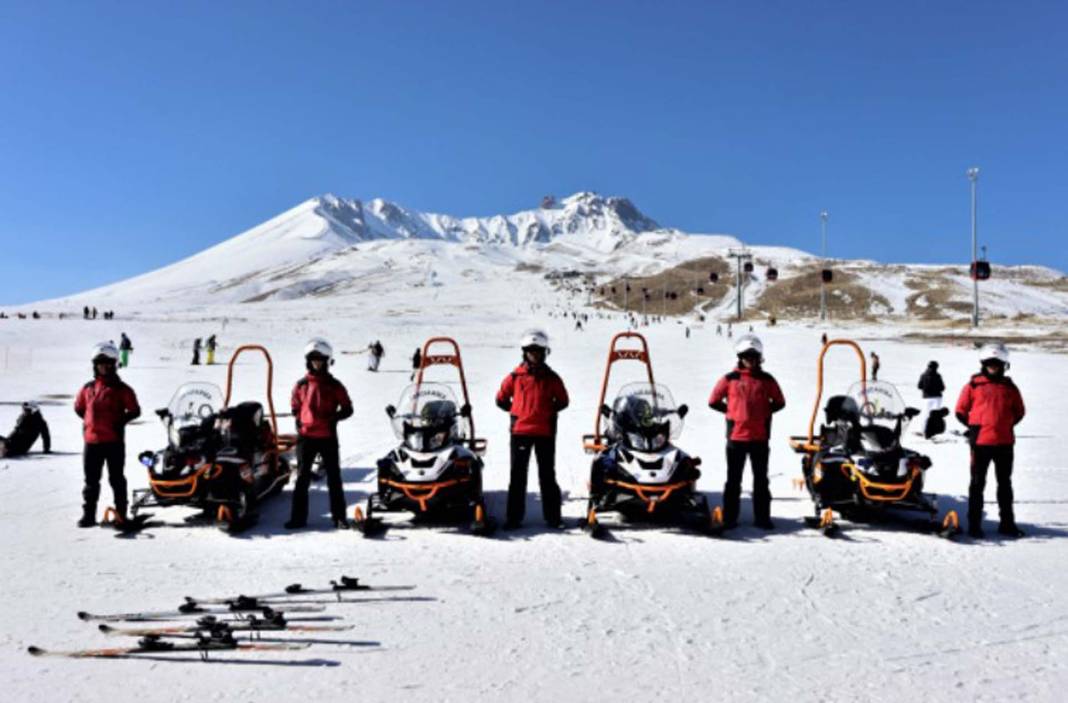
[956,343,1026,538]
[496,329,569,529]
[73,342,141,527]
[709,335,785,530]
[286,338,354,530]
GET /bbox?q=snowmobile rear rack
[583,332,656,453]
[415,336,485,455]
[804,339,867,446]
[224,344,279,442]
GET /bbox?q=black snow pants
[723,440,771,525]
[83,442,127,514]
[969,445,1015,529]
[507,434,561,525]
[290,436,346,523]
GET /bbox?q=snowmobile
[788,339,960,537]
[119,345,296,533]
[353,337,493,536]
[580,332,720,538]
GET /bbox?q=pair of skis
[29,636,309,660]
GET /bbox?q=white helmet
[979,342,1009,365]
[734,334,763,357]
[303,337,333,360]
[91,341,120,363]
[520,328,550,351]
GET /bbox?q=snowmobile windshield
[609,382,683,452]
[391,383,463,452]
[847,380,909,452]
[164,383,223,450]
[167,383,224,427]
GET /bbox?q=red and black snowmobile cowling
[789,339,960,538]
[126,345,296,533]
[581,332,721,539]
[354,337,494,537]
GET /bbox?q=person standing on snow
[205,335,218,365]
[410,347,422,381]
[286,338,354,530]
[955,343,1026,538]
[74,342,141,527]
[118,333,133,368]
[917,360,946,435]
[191,338,202,365]
[496,329,569,529]
[0,401,51,458]
[870,351,881,380]
[708,335,786,530]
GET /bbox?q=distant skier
[820,333,828,347]
[286,338,354,530]
[0,402,51,458]
[709,335,785,530]
[91,306,98,320]
[955,343,1026,539]
[191,338,202,366]
[716,324,722,336]
[870,351,881,380]
[118,333,133,368]
[206,335,218,365]
[917,361,946,437]
[74,343,141,527]
[410,347,422,381]
[367,340,384,372]
[496,329,569,529]
[82,306,89,320]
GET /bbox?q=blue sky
[1,0,1065,305]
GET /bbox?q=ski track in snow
[1,293,1067,702]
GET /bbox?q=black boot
[998,522,1025,538]
[78,506,96,528]
[967,524,985,539]
[284,519,306,530]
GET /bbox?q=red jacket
[496,363,569,437]
[955,373,1025,446]
[709,367,785,442]
[74,375,141,444]
[291,373,353,439]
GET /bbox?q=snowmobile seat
[824,396,860,424]
[218,402,267,456]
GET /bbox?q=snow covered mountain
[36,192,1068,322]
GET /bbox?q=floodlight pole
[819,210,828,321]
[968,167,980,327]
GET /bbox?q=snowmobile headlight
[650,433,667,451]
[626,432,647,451]
[430,431,448,451]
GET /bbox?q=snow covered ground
[2,283,1067,701]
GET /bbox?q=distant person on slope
[191,338,202,365]
[0,402,51,458]
[206,335,218,365]
[496,329,569,529]
[955,343,1026,539]
[286,338,353,530]
[917,360,946,437]
[410,347,422,381]
[709,335,786,530]
[118,333,133,368]
[870,351,881,381]
[74,343,141,527]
